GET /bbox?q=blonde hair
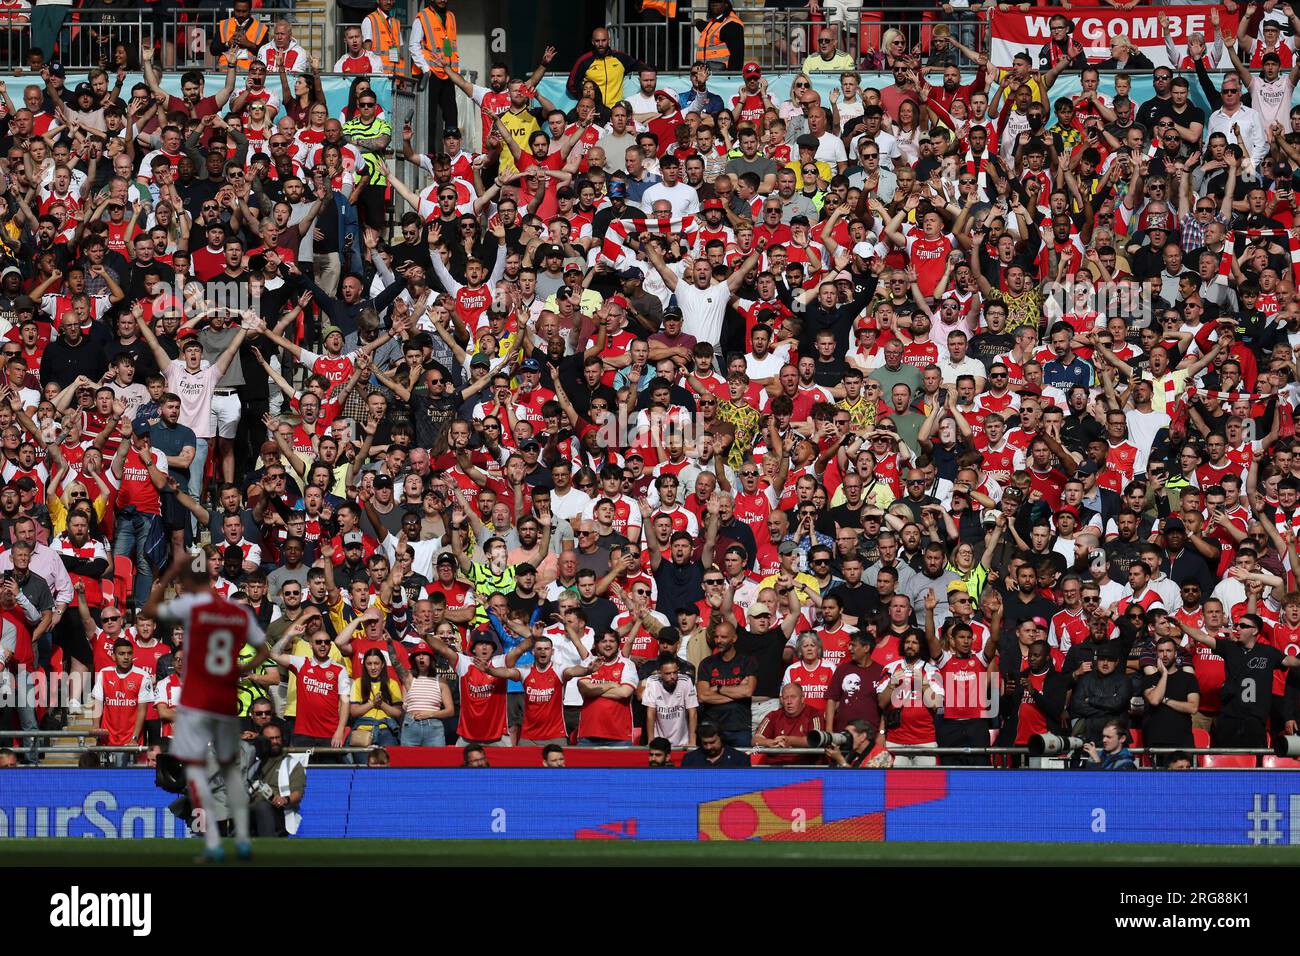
[880,29,906,55]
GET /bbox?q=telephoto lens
[1274,735,1300,758]
[805,730,852,749]
[1028,733,1086,757]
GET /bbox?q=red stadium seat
[1198,754,1257,769]
[1127,728,1151,766]
[113,555,135,609]
[1261,755,1300,769]
[1192,728,1211,749]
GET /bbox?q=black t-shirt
[827,581,880,625]
[577,596,619,638]
[968,331,1016,372]
[697,650,758,731]
[736,626,788,698]
[1141,669,1199,747]
[1216,640,1286,722]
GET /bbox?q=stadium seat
[1261,755,1300,769]
[1193,728,1211,749]
[113,555,135,609]
[1127,728,1150,766]
[1198,754,1257,769]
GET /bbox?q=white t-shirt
[673,280,731,349]
[816,131,848,164]
[640,181,700,218]
[641,673,698,747]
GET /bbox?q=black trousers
[1213,713,1267,749]
[250,800,288,837]
[234,398,269,484]
[425,75,458,153]
[935,717,990,766]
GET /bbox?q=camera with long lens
[1275,736,1300,758]
[1028,733,1086,757]
[806,730,852,749]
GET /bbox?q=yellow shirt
[498,108,540,175]
[757,572,821,597]
[49,493,108,537]
[350,676,404,721]
[785,159,832,191]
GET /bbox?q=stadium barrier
[4,767,1300,842]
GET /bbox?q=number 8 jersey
[159,591,267,717]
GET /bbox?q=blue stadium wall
[1,769,1298,843]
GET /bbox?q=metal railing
[608,7,992,73]
[52,8,328,71]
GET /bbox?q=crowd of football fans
[0,0,1298,771]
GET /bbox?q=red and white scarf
[1217,229,1300,287]
[964,149,992,201]
[1184,386,1257,405]
[600,214,699,267]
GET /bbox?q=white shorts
[171,707,243,765]
[210,392,242,439]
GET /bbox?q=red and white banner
[989,6,1237,69]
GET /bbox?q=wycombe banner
[989,6,1238,69]
[3,769,1300,844]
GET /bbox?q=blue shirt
[148,420,197,485]
[1042,355,1094,390]
[625,172,662,205]
[679,89,725,115]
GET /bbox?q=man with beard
[38,313,108,389]
[640,648,699,749]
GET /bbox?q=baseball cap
[778,540,800,556]
[436,552,457,566]
[131,419,152,438]
[748,602,773,618]
[742,61,761,79]
[520,439,541,452]
[1074,461,1100,478]
[657,626,682,645]
[1,266,21,281]
[516,562,537,576]
[520,357,541,373]
[74,82,93,97]
[48,61,65,78]
[1163,516,1186,532]
[1096,643,1123,661]
[617,267,643,281]
[653,89,679,105]
[675,605,700,618]
[947,580,969,594]
[834,270,853,283]
[1031,616,1050,630]
[373,474,393,488]
[540,243,564,259]
[852,241,875,258]
[443,127,462,139]
[796,134,819,151]
[470,353,491,367]
[342,531,365,547]
[607,180,627,199]
[563,261,583,274]
[663,306,683,322]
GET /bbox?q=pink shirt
[165,361,222,439]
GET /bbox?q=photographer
[824,718,888,768]
[247,724,307,837]
[1068,643,1133,745]
[1082,717,1137,770]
